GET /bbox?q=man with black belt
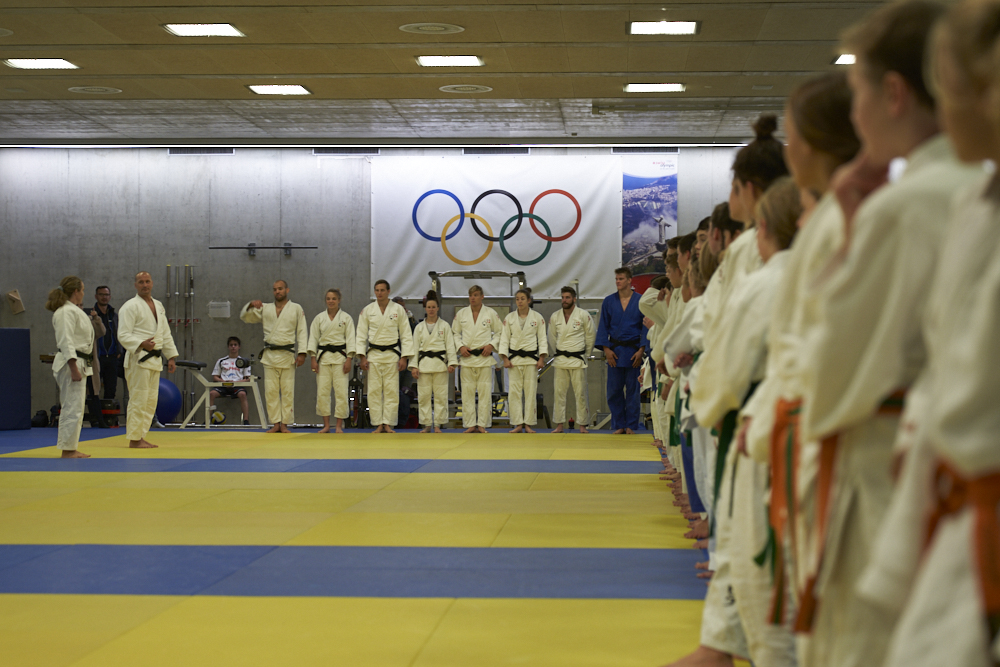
[548,286,596,433]
[89,285,121,401]
[453,285,503,433]
[596,267,647,434]
[118,271,178,449]
[356,279,414,433]
[240,280,308,433]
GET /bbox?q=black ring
[469,189,523,242]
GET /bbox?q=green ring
[499,213,552,266]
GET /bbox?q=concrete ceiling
[0,1,881,144]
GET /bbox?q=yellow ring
[441,213,493,266]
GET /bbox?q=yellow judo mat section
[0,431,721,667]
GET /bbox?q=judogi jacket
[499,310,548,366]
[307,310,356,365]
[410,318,458,373]
[356,300,415,365]
[452,305,502,368]
[548,306,596,369]
[240,301,308,369]
[119,294,179,371]
[52,302,95,377]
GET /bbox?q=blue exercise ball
[156,379,183,424]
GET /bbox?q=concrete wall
[0,146,736,426]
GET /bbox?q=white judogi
[52,303,94,451]
[356,300,415,427]
[499,309,548,426]
[548,305,596,426]
[855,177,1000,667]
[699,230,764,357]
[307,309,356,419]
[797,136,982,667]
[453,305,502,428]
[240,301,308,425]
[119,293,178,441]
[410,318,458,427]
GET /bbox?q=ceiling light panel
[248,85,311,95]
[631,21,699,35]
[4,58,78,69]
[625,83,686,93]
[417,56,483,67]
[164,24,244,37]
[834,54,856,65]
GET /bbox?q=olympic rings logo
[411,189,582,266]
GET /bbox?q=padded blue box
[0,328,31,430]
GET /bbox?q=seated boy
[211,336,252,424]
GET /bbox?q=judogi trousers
[553,367,589,425]
[55,364,86,451]
[316,362,349,419]
[367,362,399,426]
[125,364,159,441]
[461,366,493,428]
[507,365,538,426]
[263,364,295,425]
[417,371,449,426]
[607,344,641,430]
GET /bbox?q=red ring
[528,189,582,242]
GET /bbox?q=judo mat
[0,428,730,667]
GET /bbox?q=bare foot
[697,571,715,580]
[279,424,292,433]
[433,427,443,433]
[684,512,700,521]
[696,561,710,570]
[61,450,91,458]
[509,425,524,433]
[129,439,158,448]
[524,425,536,434]
[266,425,281,434]
[463,426,478,434]
[613,428,625,435]
[693,539,708,549]
[579,426,588,434]
[478,427,489,433]
[652,439,663,448]
[384,426,396,433]
[659,644,733,667]
[335,426,344,434]
[552,425,565,433]
[420,427,432,433]
[372,425,386,434]
[625,428,635,435]
[685,521,708,540]
[317,426,331,434]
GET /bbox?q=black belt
[316,343,347,363]
[259,342,295,359]
[508,348,539,361]
[60,348,94,367]
[466,347,486,357]
[555,348,586,361]
[138,348,162,363]
[419,350,447,362]
[609,338,640,349]
[368,341,400,357]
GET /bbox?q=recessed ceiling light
[834,54,856,65]
[248,84,311,95]
[400,23,465,35]
[631,21,699,35]
[164,24,244,37]
[439,84,493,94]
[417,55,483,67]
[0,28,13,38]
[625,83,686,93]
[4,58,78,69]
[69,86,122,94]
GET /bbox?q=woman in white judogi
[307,288,355,434]
[499,289,548,433]
[409,291,457,433]
[47,276,94,458]
[547,286,596,433]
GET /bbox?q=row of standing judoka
[648,2,1000,666]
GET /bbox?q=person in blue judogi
[595,267,648,434]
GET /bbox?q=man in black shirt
[89,285,121,400]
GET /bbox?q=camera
[235,356,252,369]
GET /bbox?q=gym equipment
[156,379,183,423]
[175,360,267,429]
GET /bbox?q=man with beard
[548,286,596,433]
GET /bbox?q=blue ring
[413,190,464,242]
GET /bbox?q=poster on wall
[622,154,679,278]
[371,156,622,299]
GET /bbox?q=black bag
[31,410,49,428]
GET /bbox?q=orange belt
[927,461,1000,616]
[766,397,802,626]
[795,389,908,633]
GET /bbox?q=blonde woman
[46,276,94,459]
[499,289,547,433]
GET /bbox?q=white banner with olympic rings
[371,156,623,299]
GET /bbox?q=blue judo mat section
[0,545,706,600]
[0,457,662,474]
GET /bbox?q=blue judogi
[595,290,647,431]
